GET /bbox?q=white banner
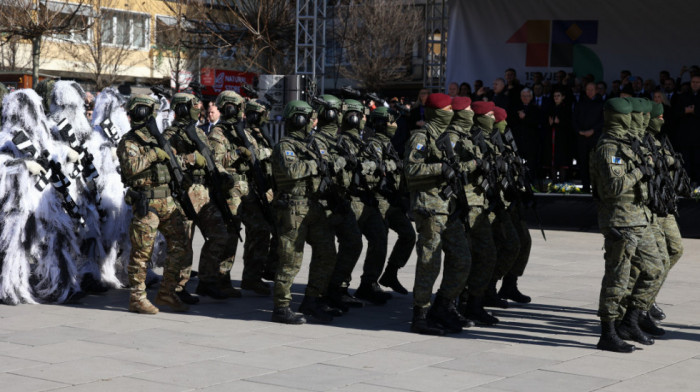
[446,0,700,88]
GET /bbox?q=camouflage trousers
[128,195,189,299]
[240,195,276,282]
[598,224,663,321]
[508,203,532,277]
[622,214,683,314]
[413,212,471,308]
[186,184,240,285]
[350,197,388,283]
[326,202,363,289]
[379,200,416,271]
[490,208,520,280]
[460,206,497,300]
[274,199,336,308]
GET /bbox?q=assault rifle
[232,120,277,233]
[470,128,506,212]
[11,130,84,225]
[501,128,546,241]
[305,132,345,212]
[660,134,692,198]
[643,133,677,216]
[435,131,470,230]
[181,120,241,240]
[145,117,200,226]
[241,84,258,99]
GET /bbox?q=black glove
[638,165,654,180]
[345,154,358,169]
[441,162,456,181]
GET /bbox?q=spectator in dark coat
[510,87,543,181]
[488,78,509,113]
[544,88,574,181]
[573,82,604,192]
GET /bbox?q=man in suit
[199,103,221,135]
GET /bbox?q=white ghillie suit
[0,89,81,304]
[91,87,131,285]
[48,81,115,290]
[151,93,173,133]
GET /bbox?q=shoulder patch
[319,149,327,155]
[611,156,623,164]
[285,150,295,157]
[375,146,382,154]
[416,143,425,151]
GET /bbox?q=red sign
[200,68,257,96]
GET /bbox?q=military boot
[129,296,159,315]
[617,307,654,345]
[316,296,344,317]
[484,279,509,309]
[454,298,476,328]
[639,310,665,337]
[271,306,306,324]
[597,320,635,353]
[427,295,463,334]
[176,288,199,305]
[241,279,271,296]
[378,265,408,295]
[498,275,531,304]
[354,281,392,305]
[464,296,499,326]
[328,286,363,312]
[196,280,228,299]
[298,296,333,323]
[411,306,446,336]
[219,276,242,298]
[649,302,666,321]
[155,290,190,312]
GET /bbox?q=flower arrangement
[547,182,583,194]
[692,186,700,201]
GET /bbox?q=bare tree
[334,0,423,92]
[188,0,296,75]
[0,35,30,71]
[62,0,140,90]
[0,0,91,87]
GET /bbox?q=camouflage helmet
[171,92,201,121]
[369,106,395,123]
[341,99,367,129]
[315,94,342,123]
[245,99,268,126]
[35,79,56,113]
[283,100,313,131]
[215,90,245,120]
[342,99,366,115]
[126,94,157,124]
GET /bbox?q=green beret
[629,97,649,113]
[650,102,664,118]
[605,97,632,114]
[642,98,653,114]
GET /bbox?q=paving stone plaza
[1,229,699,391]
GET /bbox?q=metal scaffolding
[424,0,448,93]
[295,0,327,93]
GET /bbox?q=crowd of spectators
[403,67,700,191]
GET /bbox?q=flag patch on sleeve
[285,150,295,156]
[611,156,622,164]
[416,143,425,150]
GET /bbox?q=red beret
[471,101,495,115]
[451,96,472,111]
[425,93,452,109]
[493,107,507,123]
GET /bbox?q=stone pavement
[1,229,700,391]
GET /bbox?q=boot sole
[154,298,189,312]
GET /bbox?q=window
[49,1,91,43]
[101,10,150,49]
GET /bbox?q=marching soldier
[271,100,337,324]
[117,94,190,314]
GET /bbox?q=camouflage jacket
[404,122,452,215]
[208,120,250,178]
[272,129,324,198]
[590,135,651,228]
[163,118,211,179]
[337,128,379,196]
[117,123,171,190]
[243,125,274,180]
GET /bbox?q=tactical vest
[122,128,171,189]
[405,128,444,192]
[273,135,321,197]
[217,121,250,174]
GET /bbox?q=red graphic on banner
[507,20,551,67]
[200,68,257,96]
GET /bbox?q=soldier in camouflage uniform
[492,107,533,306]
[469,103,521,309]
[445,97,500,326]
[311,95,365,311]
[331,99,392,305]
[271,100,338,324]
[203,90,250,299]
[589,97,663,352]
[645,102,684,322]
[163,92,239,305]
[366,106,416,295]
[404,93,472,335]
[238,99,277,295]
[117,94,190,314]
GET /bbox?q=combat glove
[237,146,253,161]
[441,162,456,181]
[152,147,170,162]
